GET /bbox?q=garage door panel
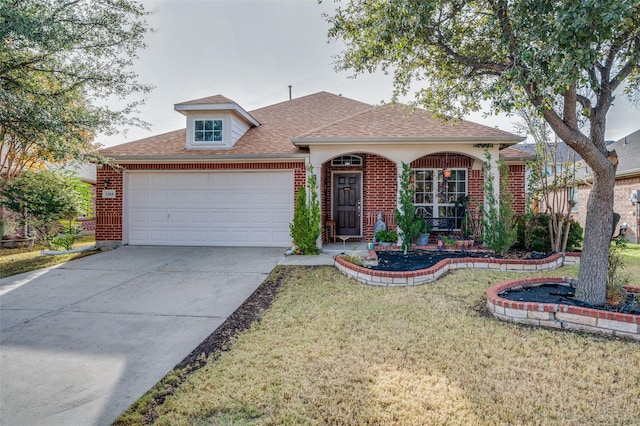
[127,171,293,246]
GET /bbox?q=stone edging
[486,276,640,341]
[334,250,581,286]
[41,246,98,255]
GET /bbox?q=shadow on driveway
[0,246,284,426]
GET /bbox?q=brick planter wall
[486,277,640,341]
[335,250,580,286]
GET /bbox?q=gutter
[292,136,525,147]
[100,153,309,165]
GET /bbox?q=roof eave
[174,102,260,127]
[292,136,525,147]
[101,153,308,165]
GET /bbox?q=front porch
[316,149,503,245]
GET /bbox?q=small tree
[0,170,92,242]
[395,162,422,254]
[519,111,578,253]
[289,167,321,255]
[482,151,517,255]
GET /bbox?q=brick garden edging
[486,276,640,341]
[334,248,581,286]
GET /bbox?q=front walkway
[278,242,369,266]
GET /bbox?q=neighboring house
[513,140,581,217]
[96,92,525,248]
[575,129,640,243]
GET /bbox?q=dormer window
[175,94,260,150]
[194,119,222,143]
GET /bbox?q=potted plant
[415,220,432,246]
[375,229,398,246]
[438,235,457,249]
[459,213,474,247]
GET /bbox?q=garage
[125,171,294,246]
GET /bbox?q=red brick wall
[363,155,397,241]
[95,165,124,242]
[468,169,484,218]
[411,153,472,169]
[95,161,306,244]
[578,175,640,242]
[507,164,526,215]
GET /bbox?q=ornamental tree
[0,169,92,241]
[326,0,640,305]
[395,162,422,254]
[0,0,152,180]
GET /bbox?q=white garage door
[126,171,294,246]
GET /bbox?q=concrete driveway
[0,246,285,426]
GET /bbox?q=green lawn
[622,243,640,284]
[117,263,640,426]
[0,235,99,278]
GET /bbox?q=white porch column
[383,153,415,247]
[484,147,502,216]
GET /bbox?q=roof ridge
[249,91,370,114]
[175,94,236,106]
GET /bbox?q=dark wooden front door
[334,173,361,236]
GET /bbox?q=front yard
[118,262,640,425]
[0,235,98,278]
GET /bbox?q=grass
[622,243,640,284]
[0,235,99,279]
[123,263,640,426]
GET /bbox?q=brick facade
[577,175,640,243]
[97,153,528,247]
[363,155,397,241]
[95,161,306,245]
[318,152,525,242]
[507,164,526,215]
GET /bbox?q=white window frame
[412,168,468,229]
[193,119,223,143]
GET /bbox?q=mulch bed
[500,283,640,315]
[370,249,551,272]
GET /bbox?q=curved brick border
[334,249,581,286]
[486,276,640,341]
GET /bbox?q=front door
[333,173,361,236]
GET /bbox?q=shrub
[375,229,398,243]
[522,213,583,252]
[289,167,321,255]
[607,237,629,306]
[0,170,92,242]
[394,162,422,254]
[481,151,517,255]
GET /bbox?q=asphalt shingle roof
[100,92,523,160]
[295,103,520,141]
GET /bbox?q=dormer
[174,95,260,150]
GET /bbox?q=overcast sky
[98,0,640,148]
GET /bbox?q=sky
[98,0,640,148]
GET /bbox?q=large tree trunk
[574,169,615,305]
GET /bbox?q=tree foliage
[0,169,92,241]
[326,0,640,305]
[394,162,422,254]
[0,0,152,180]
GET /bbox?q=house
[96,92,525,248]
[575,129,640,243]
[510,140,581,217]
